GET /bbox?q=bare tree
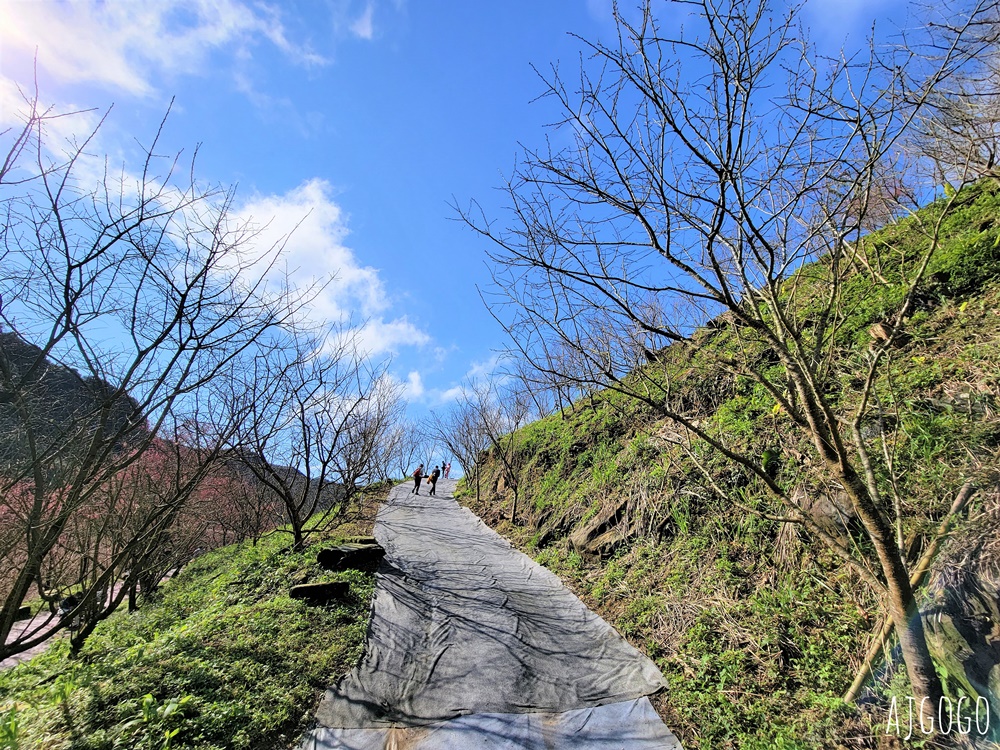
[913,0,1000,182]
[0,93,309,660]
[363,378,410,485]
[469,378,532,522]
[426,376,531,519]
[423,399,491,497]
[461,0,996,716]
[503,351,563,419]
[204,460,285,546]
[382,420,427,482]
[59,436,218,645]
[228,328,398,551]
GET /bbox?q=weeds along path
[299,478,681,749]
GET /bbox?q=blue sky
[0,0,907,420]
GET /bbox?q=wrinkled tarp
[303,697,677,749]
[301,480,681,748]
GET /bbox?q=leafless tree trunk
[0,92,311,660]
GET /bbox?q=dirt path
[2,578,166,672]
[0,613,63,671]
[300,479,682,749]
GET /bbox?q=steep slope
[0,331,143,472]
[464,182,1000,748]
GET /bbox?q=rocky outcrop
[924,563,1000,740]
[289,581,349,605]
[317,543,385,572]
[569,498,632,557]
[792,483,855,537]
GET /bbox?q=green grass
[461,181,1000,747]
[0,529,375,750]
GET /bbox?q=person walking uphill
[429,465,441,496]
[412,464,424,494]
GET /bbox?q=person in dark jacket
[429,465,441,495]
[412,464,424,494]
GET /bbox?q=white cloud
[0,87,126,196]
[437,385,464,403]
[377,368,427,404]
[232,178,430,355]
[0,0,326,98]
[430,354,506,405]
[350,3,375,40]
[465,354,504,383]
[0,77,30,128]
[235,179,378,318]
[401,370,424,400]
[356,316,431,356]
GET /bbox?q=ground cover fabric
[300,479,682,749]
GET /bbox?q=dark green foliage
[0,332,144,475]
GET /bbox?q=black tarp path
[299,479,682,749]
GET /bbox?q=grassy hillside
[0,515,377,750]
[463,182,1000,748]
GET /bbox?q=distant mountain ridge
[0,331,143,477]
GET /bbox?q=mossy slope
[464,182,1000,748]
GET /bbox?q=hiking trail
[300,478,682,749]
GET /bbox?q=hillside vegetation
[463,182,1000,748]
[0,518,376,750]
